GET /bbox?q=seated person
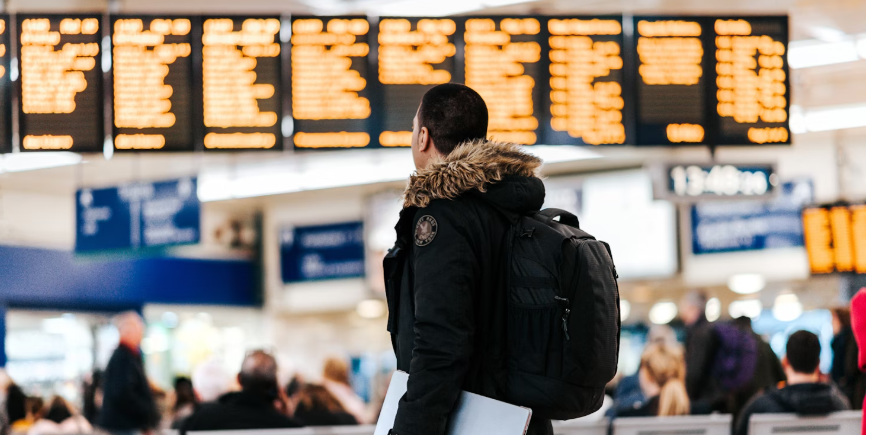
[293,384,357,426]
[616,343,690,417]
[181,350,303,431]
[735,330,850,435]
[28,396,93,435]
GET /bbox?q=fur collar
[403,139,542,208]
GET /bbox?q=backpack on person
[503,208,621,420]
[710,323,758,393]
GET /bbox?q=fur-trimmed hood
[403,139,544,210]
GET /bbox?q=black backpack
[504,208,621,420]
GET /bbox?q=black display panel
[375,17,458,148]
[110,15,195,151]
[17,14,104,152]
[0,15,11,153]
[711,17,790,145]
[633,16,709,146]
[460,17,544,146]
[201,16,282,151]
[290,16,373,150]
[540,16,627,145]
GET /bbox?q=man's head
[114,311,145,348]
[412,83,488,170]
[678,291,708,326]
[783,330,821,382]
[238,350,280,399]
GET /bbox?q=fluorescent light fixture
[788,35,866,69]
[705,297,721,322]
[728,273,766,295]
[198,146,600,202]
[728,299,762,319]
[772,293,803,322]
[649,301,677,325]
[807,26,847,43]
[0,152,82,173]
[792,104,866,133]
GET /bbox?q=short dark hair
[786,330,821,374]
[418,83,488,155]
[239,350,279,398]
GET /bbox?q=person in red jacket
[850,288,866,435]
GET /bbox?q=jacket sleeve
[685,325,717,400]
[393,202,479,435]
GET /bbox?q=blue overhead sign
[280,222,365,283]
[691,180,813,255]
[76,178,200,253]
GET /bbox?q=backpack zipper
[554,296,571,341]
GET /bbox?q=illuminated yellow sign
[714,19,788,143]
[548,19,624,145]
[113,18,191,150]
[804,205,866,274]
[22,134,73,150]
[637,20,704,86]
[294,132,370,148]
[202,18,279,149]
[292,18,371,122]
[465,18,540,145]
[666,123,705,142]
[379,131,413,147]
[20,18,99,115]
[378,18,455,85]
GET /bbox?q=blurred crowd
[0,289,864,435]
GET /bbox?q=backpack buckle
[520,227,535,238]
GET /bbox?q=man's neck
[787,372,819,385]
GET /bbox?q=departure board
[111,16,195,151]
[377,17,457,147]
[17,14,103,152]
[0,15,10,153]
[541,17,626,145]
[634,17,708,145]
[463,17,543,145]
[201,16,281,150]
[291,16,372,149]
[713,17,789,145]
[803,204,866,274]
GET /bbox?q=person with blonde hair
[322,357,368,424]
[617,343,691,417]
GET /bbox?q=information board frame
[0,14,11,153]
[109,14,197,152]
[16,13,105,153]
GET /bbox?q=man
[384,83,551,435]
[180,350,302,431]
[98,312,159,435]
[734,330,850,435]
[679,291,718,407]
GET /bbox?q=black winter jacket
[98,345,159,431]
[734,382,850,435]
[385,140,550,435]
[180,391,303,432]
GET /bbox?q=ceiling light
[788,36,865,69]
[803,104,866,132]
[728,299,762,319]
[0,152,82,173]
[705,297,721,322]
[356,299,387,319]
[728,273,766,294]
[649,301,677,325]
[198,146,600,202]
[772,293,803,322]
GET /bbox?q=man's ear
[418,126,431,153]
